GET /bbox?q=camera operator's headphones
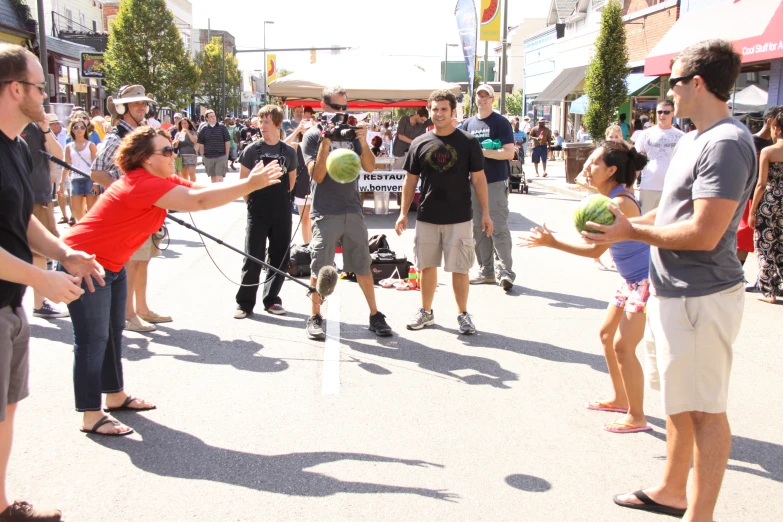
[107,85,155,120]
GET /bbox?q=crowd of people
[0,36,781,522]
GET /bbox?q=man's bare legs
[0,403,17,511]
[615,410,733,520]
[310,273,378,317]
[420,267,437,311]
[452,272,469,313]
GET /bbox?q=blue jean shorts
[531,145,548,164]
[71,177,94,196]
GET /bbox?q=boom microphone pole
[40,150,338,300]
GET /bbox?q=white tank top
[68,142,93,176]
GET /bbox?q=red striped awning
[644,0,783,76]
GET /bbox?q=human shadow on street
[645,416,783,483]
[29,320,73,346]
[122,325,290,375]
[340,319,608,386]
[506,212,541,233]
[505,285,607,310]
[505,474,552,492]
[339,328,518,389]
[93,415,458,501]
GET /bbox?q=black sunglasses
[1,80,47,95]
[668,74,695,90]
[153,146,176,158]
[657,110,672,115]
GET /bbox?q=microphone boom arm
[40,150,320,297]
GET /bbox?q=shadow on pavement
[645,416,783,483]
[93,415,458,501]
[505,473,552,492]
[507,212,541,233]
[124,325,290,375]
[339,330,518,389]
[506,285,608,310]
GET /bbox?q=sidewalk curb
[528,179,588,200]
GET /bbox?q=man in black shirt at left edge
[0,44,104,522]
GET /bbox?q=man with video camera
[301,87,393,340]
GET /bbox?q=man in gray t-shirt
[582,40,754,521]
[300,86,393,341]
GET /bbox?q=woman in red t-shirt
[60,126,282,436]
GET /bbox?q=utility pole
[263,21,274,104]
[36,0,50,111]
[499,0,509,114]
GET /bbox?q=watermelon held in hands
[326,149,361,184]
[574,194,616,234]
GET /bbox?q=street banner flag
[479,0,501,41]
[267,54,277,82]
[455,0,478,103]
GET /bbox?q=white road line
[321,295,341,395]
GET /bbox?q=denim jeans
[59,265,127,411]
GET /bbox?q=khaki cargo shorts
[414,220,475,274]
[0,306,30,421]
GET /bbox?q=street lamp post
[263,21,274,103]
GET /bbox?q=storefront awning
[645,0,783,76]
[46,36,97,61]
[569,94,589,114]
[567,73,658,114]
[626,73,658,96]
[533,65,587,105]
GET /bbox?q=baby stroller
[509,146,528,194]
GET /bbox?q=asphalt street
[13,163,783,521]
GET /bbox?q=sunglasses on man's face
[153,146,176,158]
[668,74,696,90]
[657,110,672,115]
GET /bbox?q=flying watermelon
[326,149,361,184]
[574,194,616,234]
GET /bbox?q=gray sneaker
[457,312,476,335]
[407,308,435,330]
[469,275,496,285]
[306,314,326,340]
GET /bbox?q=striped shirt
[197,123,230,158]
[92,120,134,181]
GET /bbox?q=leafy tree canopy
[194,37,242,118]
[584,0,629,141]
[103,0,199,110]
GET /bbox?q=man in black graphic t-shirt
[396,90,493,335]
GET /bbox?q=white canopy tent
[267,53,462,109]
[729,84,769,113]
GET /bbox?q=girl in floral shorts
[519,140,652,434]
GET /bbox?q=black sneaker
[369,312,393,337]
[457,312,476,335]
[306,314,326,340]
[0,500,61,521]
[32,300,69,319]
[500,276,513,291]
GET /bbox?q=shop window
[65,8,73,30]
[746,72,759,84]
[59,65,68,85]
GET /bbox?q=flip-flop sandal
[104,396,157,413]
[613,490,686,517]
[80,415,134,437]
[603,421,652,434]
[586,401,628,413]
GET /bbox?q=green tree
[505,89,524,116]
[277,68,293,78]
[103,0,199,110]
[583,0,629,141]
[194,37,242,117]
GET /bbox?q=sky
[189,0,549,80]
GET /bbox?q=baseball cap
[476,84,495,97]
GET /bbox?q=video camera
[318,112,357,142]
